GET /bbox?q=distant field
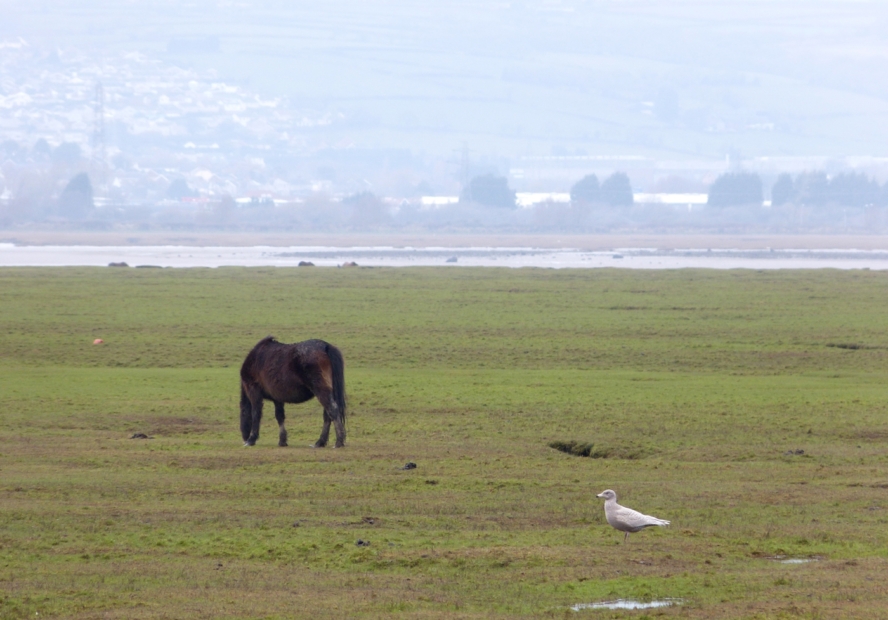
[2,267,888,619]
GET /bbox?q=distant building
[420,196,459,208]
[515,192,570,208]
[633,193,708,210]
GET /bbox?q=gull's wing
[609,503,670,531]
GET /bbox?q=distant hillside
[3,0,887,161]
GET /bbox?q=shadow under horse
[240,337,347,447]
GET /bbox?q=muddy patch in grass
[849,428,888,441]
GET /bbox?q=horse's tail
[326,342,347,427]
[239,382,252,441]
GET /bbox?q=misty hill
[3,0,887,163]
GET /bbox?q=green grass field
[2,266,888,619]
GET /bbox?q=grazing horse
[240,336,347,447]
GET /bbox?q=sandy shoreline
[3,230,888,250]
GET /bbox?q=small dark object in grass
[446,256,458,263]
[298,261,315,267]
[549,440,607,458]
[130,433,150,439]
[400,462,417,470]
[425,479,438,485]
[826,343,876,350]
[784,449,805,456]
[356,539,370,547]
[108,261,129,267]
[362,517,376,525]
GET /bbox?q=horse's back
[241,337,337,404]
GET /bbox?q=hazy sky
[3,0,888,161]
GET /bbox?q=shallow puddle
[571,599,683,611]
[767,556,820,564]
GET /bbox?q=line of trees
[707,171,888,208]
[570,172,634,207]
[459,172,636,209]
[770,171,884,208]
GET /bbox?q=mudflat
[3,230,888,249]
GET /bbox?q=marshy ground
[1,266,887,618]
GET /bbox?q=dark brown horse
[240,336,347,447]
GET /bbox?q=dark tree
[460,174,516,208]
[771,173,794,206]
[58,172,93,218]
[599,172,634,207]
[167,178,197,200]
[570,174,600,204]
[827,172,879,207]
[707,172,763,207]
[794,171,829,207]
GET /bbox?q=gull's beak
[596,493,604,498]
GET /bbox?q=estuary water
[2,243,888,269]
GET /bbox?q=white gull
[597,489,669,543]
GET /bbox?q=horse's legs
[244,387,264,446]
[274,400,288,447]
[331,401,345,448]
[313,409,331,448]
[315,390,345,448]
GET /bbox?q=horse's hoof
[244,441,256,447]
[278,442,288,447]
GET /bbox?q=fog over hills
[7,1,887,155]
[1,1,887,232]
